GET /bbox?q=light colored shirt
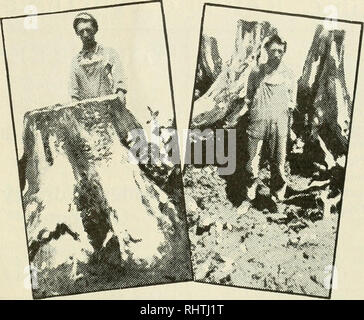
[246,63,297,122]
[70,43,127,101]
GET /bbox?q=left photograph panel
[1,1,192,298]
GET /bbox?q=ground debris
[185,165,338,297]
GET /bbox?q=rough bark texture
[20,96,191,298]
[295,25,351,159]
[194,35,223,99]
[191,20,277,129]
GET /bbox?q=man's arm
[222,66,261,128]
[287,71,298,141]
[287,70,298,111]
[109,48,127,95]
[69,58,80,102]
[245,66,260,107]
[288,80,298,111]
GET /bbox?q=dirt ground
[184,164,339,298]
[32,227,191,299]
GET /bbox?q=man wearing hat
[243,35,297,202]
[70,12,127,104]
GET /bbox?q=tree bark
[20,96,188,291]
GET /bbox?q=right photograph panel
[184,4,362,298]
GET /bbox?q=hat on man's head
[73,12,98,33]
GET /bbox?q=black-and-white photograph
[184,4,362,298]
[1,1,192,298]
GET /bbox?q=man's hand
[288,101,297,112]
[223,102,249,129]
[116,90,126,106]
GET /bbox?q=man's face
[266,42,285,68]
[76,21,96,46]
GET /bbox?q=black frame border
[0,0,194,300]
[184,2,364,300]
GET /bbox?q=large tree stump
[295,25,351,158]
[19,96,190,297]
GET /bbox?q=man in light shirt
[244,35,297,201]
[70,12,127,104]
